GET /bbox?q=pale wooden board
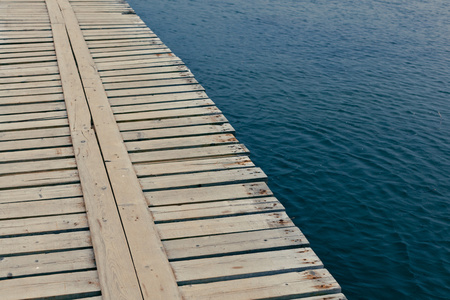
[0,169,79,189]
[106,83,204,97]
[109,91,207,106]
[0,213,88,236]
[101,69,192,84]
[115,107,221,122]
[122,123,234,142]
[139,167,266,191]
[0,158,76,175]
[46,1,144,297]
[0,93,64,105]
[0,146,73,163]
[145,182,272,206]
[0,136,72,152]
[0,183,82,204]
[129,144,250,164]
[150,197,282,222]
[112,99,214,114]
[179,269,341,300]
[0,74,60,84]
[163,227,308,260]
[0,102,65,115]
[0,197,84,219]
[0,110,66,123]
[100,64,187,78]
[172,248,323,283]
[134,156,251,177]
[118,115,229,132]
[156,212,294,240]
[0,230,92,256]
[0,80,61,91]
[126,133,237,152]
[96,58,182,72]
[103,77,196,90]
[151,198,284,222]
[0,126,70,141]
[0,118,68,131]
[0,270,100,300]
[291,294,347,300]
[0,249,95,279]
[0,86,61,97]
[58,0,181,296]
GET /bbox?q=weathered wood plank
[0,197,84,220]
[157,212,294,240]
[145,182,272,206]
[58,0,181,297]
[134,156,251,177]
[129,144,250,164]
[0,230,91,256]
[0,271,100,300]
[121,123,234,142]
[179,269,341,300]
[0,213,88,236]
[163,227,308,260]
[0,249,95,279]
[151,197,282,222]
[173,248,323,283]
[46,0,143,298]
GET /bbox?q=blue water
[126,0,450,298]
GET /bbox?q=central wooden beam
[48,0,181,298]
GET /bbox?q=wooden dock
[0,0,345,299]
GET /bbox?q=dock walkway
[0,0,345,299]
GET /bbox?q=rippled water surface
[127,0,450,298]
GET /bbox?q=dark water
[126,0,450,298]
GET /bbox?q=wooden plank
[0,230,91,256]
[0,271,100,300]
[0,126,70,141]
[0,110,66,123]
[0,118,68,131]
[103,77,197,90]
[157,212,294,240]
[145,182,272,206]
[292,294,347,300]
[151,197,283,222]
[0,249,95,279]
[0,146,73,163]
[121,123,234,142]
[0,74,60,84]
[0,213,88,236]
[129,144,250,164]
[115,107,221,122]
[0,136,72,151]
[172,248,323,283]
[0,80,61,91]
[127,133,237,152]
[57,0,181,297]
[46,0,143,298]
[0,158,77,175]
[106,83,204,97]
[111,99,214,114]
[163,227,308,260]
[0,183,82,204]
[118,115,229,132]
[134,156,252,177]
[179,269,341,300]
[109,91,208,107]
[139,168,266,191]
[0,197,84,219]
[101,69,192,84]
[0,169,79,189]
